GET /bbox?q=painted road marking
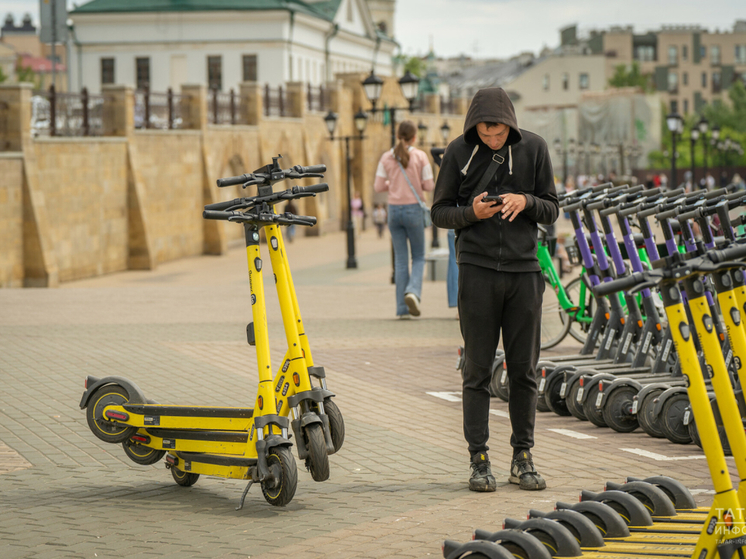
[621,448,706,461]
[426,391,462,402]
[489,409,510,418]
[547,428,598,440]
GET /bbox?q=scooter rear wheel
[304,423,330,482]
[544,373,571,416]
[262,446,298,507]
[171,466,199,487]
[324,398,345,453]
[489,364,510,402]
[122,438,166,465]
[602,386,639,433]
[661,393,692,444]
[582,382,607,428]
[637,389,666,438]
[86,385,138,444]
[566,379,587,421]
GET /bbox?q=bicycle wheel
[565,276,596,345]
[541,278,572,350]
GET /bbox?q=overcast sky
[3,0,745,59]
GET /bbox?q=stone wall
[0,79,466,287]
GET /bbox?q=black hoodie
[431,87,559,273]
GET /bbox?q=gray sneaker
[509,450,546,491]
[469,452,496,492]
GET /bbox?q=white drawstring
[461,145,479,175]
[508,145,513,175]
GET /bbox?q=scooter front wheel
[262,446,298,507]
[86,385,138,444]
[171,466,200,486]
[122,438,166,465]
[323,398,345,453]
[304,423,330,482]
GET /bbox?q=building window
[208,56,222,90]
[683,99,689,114]
[542,74,549,90]
[668,71,678,93]
[700,45,707,60]
[136,57,150,90]
[634,45,655,61]
[670,100,678,114]
[101,58,114,85]
[668,45,678,65]
[242,54,257,82]
[736,45,746,64]
[713,71,722,93]
[711,45,721,65]
[702,72,707,87]
[579,73,589,90]
[562,72,569,90]
[682,72,688,86]
[682,45,688,61]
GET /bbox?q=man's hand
[500,192,527,222]
[472,192,527,222]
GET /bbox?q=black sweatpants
[458,263,544,459]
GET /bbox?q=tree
[15,58,38,87]
[608,62,653,92]
[393,54,426,78]
[0,66,8,84]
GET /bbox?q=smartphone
[482,195,503,205]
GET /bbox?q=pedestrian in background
[373,204,388,238]
[374,120,435,319]
[432,87,559,492]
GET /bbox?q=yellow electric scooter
[79,159,336,507]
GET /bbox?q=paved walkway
[0,224,724,559]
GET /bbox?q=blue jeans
[447,229,458,308]
[388,204,425,316]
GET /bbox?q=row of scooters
[488,182,746,450]
[79,157,343,508]
[447,183,746,558]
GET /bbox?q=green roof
[71,0,343,22]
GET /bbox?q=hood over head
[463,87,522,147]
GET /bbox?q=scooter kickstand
[236,481,254,511]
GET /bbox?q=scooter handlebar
[592,272,645,297]
[292,164,326,175]
[291,183,329,195]
[708,244,746,264]
[204,198,243,211]
[216,174,253,188]
[203,209,238,220]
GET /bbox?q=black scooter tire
[566,379,587,421]
[304,423,330,482]
[122,438,166,465]
[490,365,510,402]
[323,398,345,453]
[86,385,138,444]
[637,389,667,438]
[171,466,199,487]
[262,446,298,507]
[545,373,571,416]
[602,386,639,433]
[582,382,607,428]
[661,393,692,444]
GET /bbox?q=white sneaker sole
[404,293,420,317]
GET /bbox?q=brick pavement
[0,224,727,559]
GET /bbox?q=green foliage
[393,54,426,78]
[0,66,8,84]
[607,62,653,92]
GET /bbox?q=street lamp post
[361,69,421,282]
[690,128,700,189]
[324,109,369,269]
[698,117,709,186]
[666,111,683,188]
[711,125,722,185]
[553,137,574,186]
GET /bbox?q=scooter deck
[109,404,256,431]
[581,542,693,556]
[142,428,250,454]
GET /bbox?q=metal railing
[135,87,186,130]
[209,88,240,125]
[264,84,286,117]
[307,84,329,113]
[32,85,104,137]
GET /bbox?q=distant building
[1,13,67,89]
[67,0,397,94]
[574,20,746,115]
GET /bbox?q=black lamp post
[690,128,699,189]
[362,69,421,282]
[325,109,369,269]
[698,117,709,185]
[417,121,428,146]
[711,125,722,185]
[666,111,683,188]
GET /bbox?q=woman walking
[374,120,435,318]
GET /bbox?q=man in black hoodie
[431,88,558,492]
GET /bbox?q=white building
[67,0,397,94]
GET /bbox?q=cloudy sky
[3,0,744,59]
